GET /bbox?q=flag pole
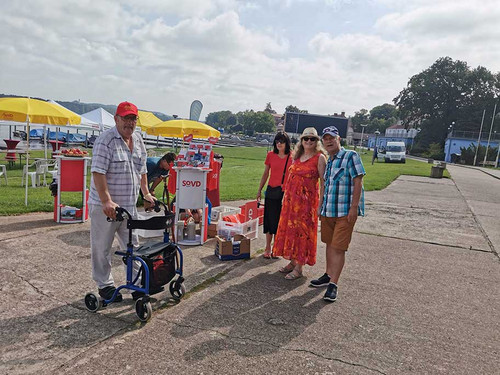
[473,109,486,166]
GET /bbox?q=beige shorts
[320,216,357,251]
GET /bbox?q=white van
[384,141,406,163]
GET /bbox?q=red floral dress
[272,153,321,266]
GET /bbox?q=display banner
[176,168,206,209]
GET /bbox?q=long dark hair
[272,132,291,154]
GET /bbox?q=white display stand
[174,167,210,245]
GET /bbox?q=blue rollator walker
[84,201,185,322]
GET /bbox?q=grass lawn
[0,146,448,215]
[215,147,450,200]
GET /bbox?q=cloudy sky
[1,0,499,119]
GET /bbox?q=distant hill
[0,94,173,121]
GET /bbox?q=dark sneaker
[323,283,338,302]
[309,273,331,288]
[132,291,146,301]
[98,286,123,302]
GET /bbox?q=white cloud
[122,0,238,18]
[0,0,499,118]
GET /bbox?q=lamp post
[374,129,380,148]
[371,129,381,165]
[360,124,367,149]
[495,131,500,168]
[473,109,486,166]
[446,122,454,162]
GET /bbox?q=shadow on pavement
[170,271,325,361]
[0,301,139,370]
[0,218,58,234]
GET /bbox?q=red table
[3,139,20,166]
[49,140,64,152]
[49,140,64,158]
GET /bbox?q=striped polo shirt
[88,127,147,211]
[320,147,366,218]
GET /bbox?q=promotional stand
[174,167,210,245]
[54,156,90,223]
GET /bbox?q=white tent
[80,108,115,132]
[47,101,100,131]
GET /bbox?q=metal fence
[450,130,500,140]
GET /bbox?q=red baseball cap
[116,101,138,117]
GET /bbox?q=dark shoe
[98,286,123,302]
[323,283,338,302]
[309,273,331,288]
[132,291,146,301]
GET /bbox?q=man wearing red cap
[88,101,155,302]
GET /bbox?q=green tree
[368,118,392,134]
[254,111,275,133]
[285,105,308,114]
[370,103,397,121]
[351,108,369,132]
[264,102,277,114]
[205,110,234,129]
[237,110,275,135]
[422,143,445,161]
[394,56,499,151]
[460,144,499,165]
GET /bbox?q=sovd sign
[177,168,207,209]
[182,180,202,187]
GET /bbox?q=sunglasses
[302,137,318,142]
[275,139,286,144]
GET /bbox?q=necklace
[300,152,315,162]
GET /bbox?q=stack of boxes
[212,201,264,261]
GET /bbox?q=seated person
[142,152,176,210]
[147,152,176,193]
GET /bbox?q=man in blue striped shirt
[310,126,366,302]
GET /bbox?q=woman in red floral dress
[272,127,327,279]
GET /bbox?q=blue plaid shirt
[321,147,366,217]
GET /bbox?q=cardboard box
[215,234,250,261]
[207,223,217,238]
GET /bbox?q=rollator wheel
[84,292,101,312]
[135,297,152,322]
[169,280,186,300]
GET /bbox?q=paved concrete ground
[1,167,499,374]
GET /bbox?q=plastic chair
[45,159,58,180]
[22,159,50,187]
[0,165,7,185]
